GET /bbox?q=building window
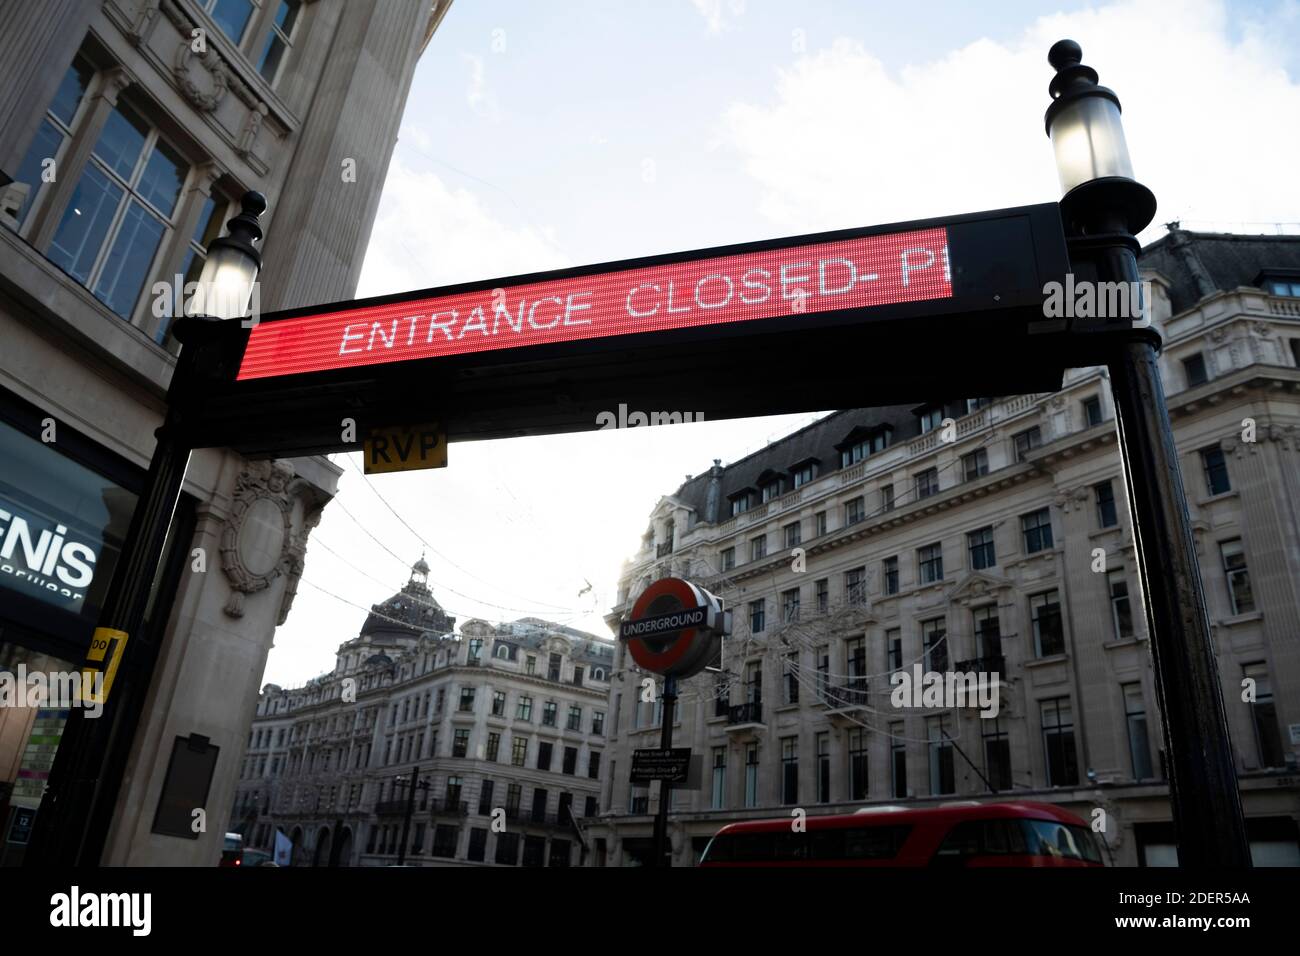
[199,0,255,42]
[749,599,765,633]
[435,689,444,713]
[846,728,869,800]
[927,715,955,795]
[1021,507,1053,554]
[745,661,762,705]
[962,449,989,482]
[1122,683,1154,781]
[1183,353,1208,387]
[1220,539,1255,614]
[588,751,601,779]
[972,607,1001,660]
[584,795,598,818]
[840,429,891,466]
[1243,663,1284,768]
[782,652,799,704]
[47,99,188,321]
[458,687,475,712]
[467,828,488,862]
[492,691,506,716]
[567,704,582,731]
[844,567,867,606]
[256,0,303,84]
[478,779,495,816]
[515,696,533,721]
[845,496,866,525]
[982,716,1012,791]
[494,831,520,866]
[781,737,799,804]
[750,535,767,562]
[921,618,948,673]
[542,702,557,727]
[9,57,94,229]
[915,468,939,499]
[525,656,536,676]
[486,732,501,762]
[883,556,900,595]
[890,722,907,798]
[1041,697,1079,786]
[592,711,605,735]
[537,741,553,771]
[917,543,943,585]
[783,522,801,549]
[1201,445,1231,496]
[452,729,469,758]
[781,587,800,623]
[511,738,527,767]
[720,547,735,572]
[1031,590,1064,657]
[792,461,817,487]
[711,747,726,809]
[1082,395,1103,427]
[744,744,759,808]
[919,406,944,433]
[814,511,827,536]
[547,653,562,682]
[1095,480,1118,528]
[815,578,829,614]
[1267,279,1300,297]
[505,782,522,816]
[886,629,902,672]
[967,525,995,570]
[730,491,754,516]
[880,483,895,512]
[562,746,577,775]
[761,477,783,502]
[1013,426,1042,461]
[815,733,830,803]
[1109,571,1134,639]
[495,644,510,659]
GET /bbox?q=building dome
[360,558,455,638]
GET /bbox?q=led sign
[237,228,952,381]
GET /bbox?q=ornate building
[231,560,616,866]
[0,0,452,865]
[591,226,1300,867]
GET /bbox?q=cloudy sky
[262,0,1300,688]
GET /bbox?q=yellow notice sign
[364,423,447,475]
[83,627,128,704]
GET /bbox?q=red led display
[236,228,951,381]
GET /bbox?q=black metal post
[1104,325,1252,867]
[25,193,266,866]
[396,766,420,866]
[650,676,677,867]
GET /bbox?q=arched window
[496,644,510,659]
[593,668,606,681]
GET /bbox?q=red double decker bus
[698,801,1105,867]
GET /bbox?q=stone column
[257,0,428,309]
[0,0,98,175]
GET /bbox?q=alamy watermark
[1042,274,1152,324]
[596,403,705,429]
[0,665,105,718]
[890,663,999,718]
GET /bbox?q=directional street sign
[631,748,692,784]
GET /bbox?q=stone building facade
[591,226,1300,867]
[0,0,451,865]
[232,560,616,866]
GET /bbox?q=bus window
[1022,820,1102,863]
[931,819,1026,865]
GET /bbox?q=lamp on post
[1044,41,1251,868]
[25,192,267,867]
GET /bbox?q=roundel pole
[619,577,728,867]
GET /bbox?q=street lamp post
[25,192,267,867]
[1044,41,1251,867]
[393,767,431,866]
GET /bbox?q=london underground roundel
[619,577,726,678]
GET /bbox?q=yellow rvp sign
[364,422,447,474]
